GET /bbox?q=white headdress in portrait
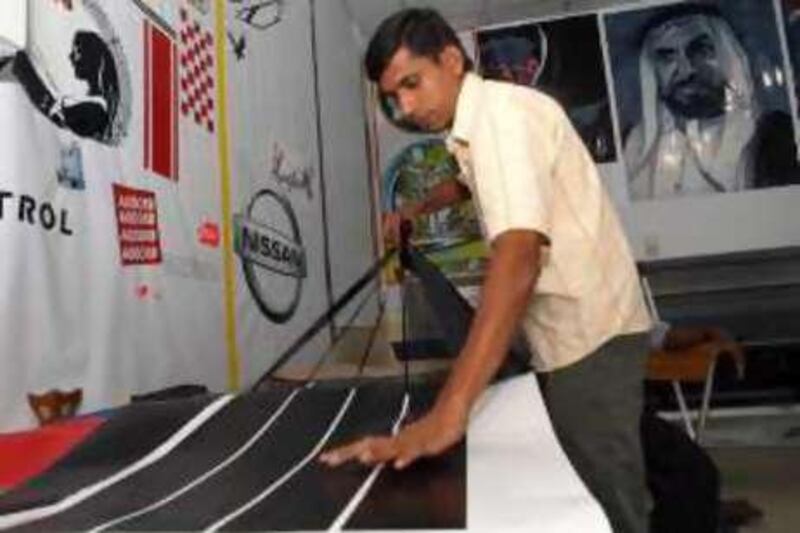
[625,11,759,200]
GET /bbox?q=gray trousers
[540,332,651,533]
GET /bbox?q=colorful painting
[382,139,486,282]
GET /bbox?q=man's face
[378,45,464,133]
[481,35,542,86]
[648,16,727,119]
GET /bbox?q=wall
[313,0,379,330]
[368,0,800,263]
[0,0,25,51]
[225,0,332,383]
[355,0,800,349]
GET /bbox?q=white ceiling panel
[343,0,625,40]
[0,0,26,51]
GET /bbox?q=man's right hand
[382,209,413,245]
[381,178,470,245]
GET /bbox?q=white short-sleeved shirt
[445,73,652,371]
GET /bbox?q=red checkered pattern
[179,7,216,133]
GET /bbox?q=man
[625,4,799,201]
[319,9,653,533]
[478,23,546,87]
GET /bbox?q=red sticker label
[113,184,162,266]
[197,220,220,248]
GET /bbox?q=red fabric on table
[0,416,103,490]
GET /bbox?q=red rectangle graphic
[144,20,178,181]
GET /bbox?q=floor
[696,411,800,533]
[712,446,800,533]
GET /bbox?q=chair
[640,277,745,443]
[646,327,745,442]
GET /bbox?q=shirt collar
[448,72,482,146]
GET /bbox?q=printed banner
[0,0,226,431]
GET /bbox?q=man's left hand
[318,401,468,470]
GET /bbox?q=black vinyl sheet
[0,394,215,515]
[118,387,352,531]
[344,386,467,530]
[7,389,294,532]
[223,382,406,531]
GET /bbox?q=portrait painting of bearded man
[606,1,800,202]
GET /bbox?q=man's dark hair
[365,8,473,82]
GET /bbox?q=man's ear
[439,44,465,75]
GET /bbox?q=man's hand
[318,399,468,470]
[382,178,471,245]
[321,230,542,472]
[382,210,412,246]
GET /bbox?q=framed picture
[477,14,617,163]
[605,0,800,202]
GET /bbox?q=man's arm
[432,229,541,418]
[406,177,471,217]
[384,177,471,243]
[319,229,542,469]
